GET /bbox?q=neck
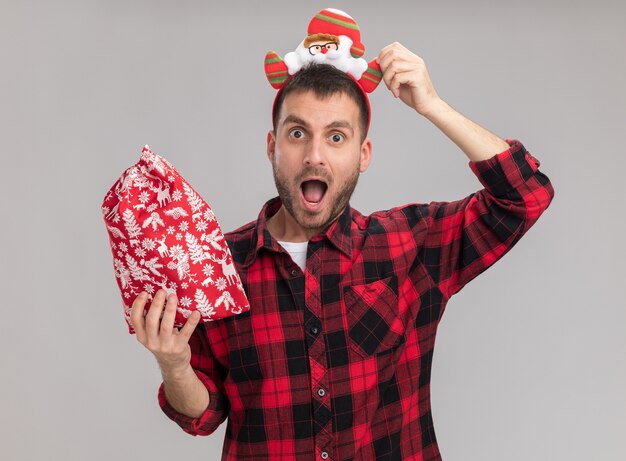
[266,205,319,242]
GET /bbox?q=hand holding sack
[102,146,250,333]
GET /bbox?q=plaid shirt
[158,140,554,460]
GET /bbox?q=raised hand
[377,42,441,116]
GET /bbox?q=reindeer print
[156,184,171,207]
[209,253,238,285]
[156,236,169,257]
[144,171,171,208]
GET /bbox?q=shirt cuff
[468,139,541,197]
[158,368,227,436]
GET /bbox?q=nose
[321,47,328,54]
[303,137,326,167]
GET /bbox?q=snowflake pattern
[169,244,185,260]
[102,145,249,331]
[215,277,228,292]
[203,263,214,278]
[142,238,156,251]
[195,220,208,232]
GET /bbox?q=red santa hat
[102,146,250,334]
[307,8,365,58]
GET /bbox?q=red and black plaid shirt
[158,140,554,460]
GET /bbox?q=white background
[1,0,624,460]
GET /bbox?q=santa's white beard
[315,49,341,60]
[310,49,347,69]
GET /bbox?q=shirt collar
[242,197,353,268]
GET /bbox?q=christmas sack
[102,145,250,333]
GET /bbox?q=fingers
[145,289,168,346]
[389,70,418,98]
[375,42,439,113]
[130,289,200,366]
[377,42,420,72]
[130,291,149,343]
[179,310,201,342]
[160,293,179,336]
[381,61,418,97]
[376,42,426,97]
[378,41,410,60]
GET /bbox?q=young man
[130,43,554,460]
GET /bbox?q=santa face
[307,40,339,56]
[295,35,353,68]
[267,90,371,240]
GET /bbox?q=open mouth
[300,180,328,206]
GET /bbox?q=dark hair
[272,63,370,142]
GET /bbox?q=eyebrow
[283,115,354,136]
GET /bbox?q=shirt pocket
[344,275,404,358]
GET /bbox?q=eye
[330,133,344,143]
[289,129,305,139]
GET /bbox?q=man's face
[267,90,372,236]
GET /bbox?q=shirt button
[290,269,298,277]
[320,452,329,460]
[310,325,319,335]
[318,388,326,397]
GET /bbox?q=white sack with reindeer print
[101,145,250,334]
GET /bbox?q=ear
[267,130,276,162]
[359,137,372,173]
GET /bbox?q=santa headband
[264,8,382,134]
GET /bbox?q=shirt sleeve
[420,139,555,300]
[157,324,229,436]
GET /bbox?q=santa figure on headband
[264,8,382,93]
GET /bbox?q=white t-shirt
[278,241,308,272]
